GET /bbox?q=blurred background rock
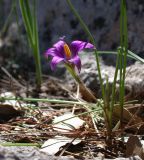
[0,0,144,75]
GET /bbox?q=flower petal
[69,55,81,72]
[50,56,64,70]
[70,40,94,55]
[53,40,65,57]
[45,48,56,58]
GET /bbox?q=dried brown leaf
[126,136,144,159]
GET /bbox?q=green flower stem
[97,50,144,63]
[119,0,128,128]
[65,64,97,102]
[19,0,42,88]
[0,97,90,105]
[1,142,41,147]
[66,0,105,102]
[0,1,16,37]
[109,48,121,129]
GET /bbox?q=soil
[0,67,143,160]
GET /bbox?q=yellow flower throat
[64,44,71,59]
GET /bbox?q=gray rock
[0,146,75,160]
[0,146,142,160]
[0,0,144,66]
[66,52,144,101]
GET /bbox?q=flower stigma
[64,43,71,59]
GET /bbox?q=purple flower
[45,40,94,72]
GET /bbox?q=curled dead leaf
[113,106,142,126]
[0,104,24,122]
[126,136,144,159]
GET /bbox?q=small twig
[72,84,80,114]
[87,146,95,159]
[61,150,85,159]
[117,102,144,137]
[58,137,77,157]
[1,66,25,89]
